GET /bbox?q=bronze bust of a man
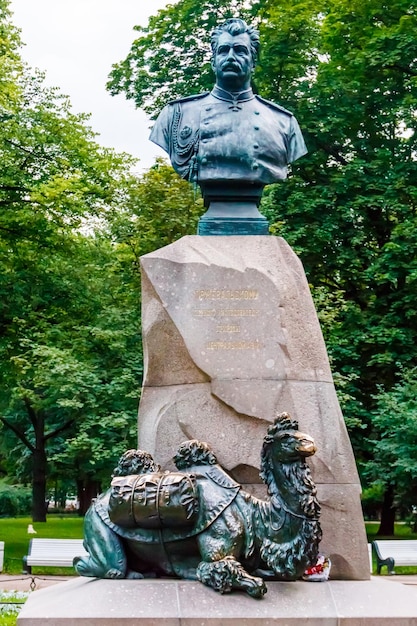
[150,18,307,235]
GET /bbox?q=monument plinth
[197,184,269,235]
[138,234,369,581]
[18,578,417,625]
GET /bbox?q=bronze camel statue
[75,413,322,597]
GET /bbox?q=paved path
[0,574,72,592]
[377,574,417,586]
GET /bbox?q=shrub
[0,484,31,517]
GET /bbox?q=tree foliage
[270,0,417,530]
[0,0,22,108]
[109,158,203,263]
[0,1,143,520]
[368,368,417,503]
[2,0,416,532]
[1,233,143,517]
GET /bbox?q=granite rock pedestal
[18,577,417,625]
[138,235,369,580]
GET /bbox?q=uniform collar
[211,85,255,110]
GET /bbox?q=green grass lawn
[365,521,417,539]
[0,515,84,575]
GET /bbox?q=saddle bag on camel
[108,472,198,529]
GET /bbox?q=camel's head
[261,413,316,469]
[112,449,161,477]
[174,439,218,470]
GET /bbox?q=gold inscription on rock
[193,308,216,317]
[193,288,262,352]
[216,325,241,333]
[192,309,259,318]
[218,309,259,317]
[194,289,258,301]
[206,340,261,351]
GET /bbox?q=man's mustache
[221,62,241,71]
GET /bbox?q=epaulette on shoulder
[168,91,210,105]
[255,95,293,116]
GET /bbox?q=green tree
[0,0,22,108]
[109,158,203,262]
[365,368,417,533]
[0,232,142,520]
[0,0,141,520]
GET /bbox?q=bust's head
[210,18,260,92]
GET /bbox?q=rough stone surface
[18,578,417,625]
[317,484,369,580]
[138,381,359,486]
[141,236,332,387]
[138,235,369,580]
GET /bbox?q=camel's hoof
[245,577,267,598]
[126,570,144,579]
[105,568,125,579]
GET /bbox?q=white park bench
[372,540,417,575]
[23,538,88,574]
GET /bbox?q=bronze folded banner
[109,472,198,529]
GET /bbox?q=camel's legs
[74,506,128,579]
[195,513,267,597]
[196,556,267,598]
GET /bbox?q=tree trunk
[77,479,101,515]
[2,399,74,522]
[377,484,396,536]
[32,446,48,522]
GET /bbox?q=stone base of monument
[197,201,269,235]
[18,578,417,624]
[138,235,370,580]
[198,215,270,235]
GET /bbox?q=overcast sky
[9,0,169,171]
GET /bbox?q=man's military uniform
[150,85,307,186]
